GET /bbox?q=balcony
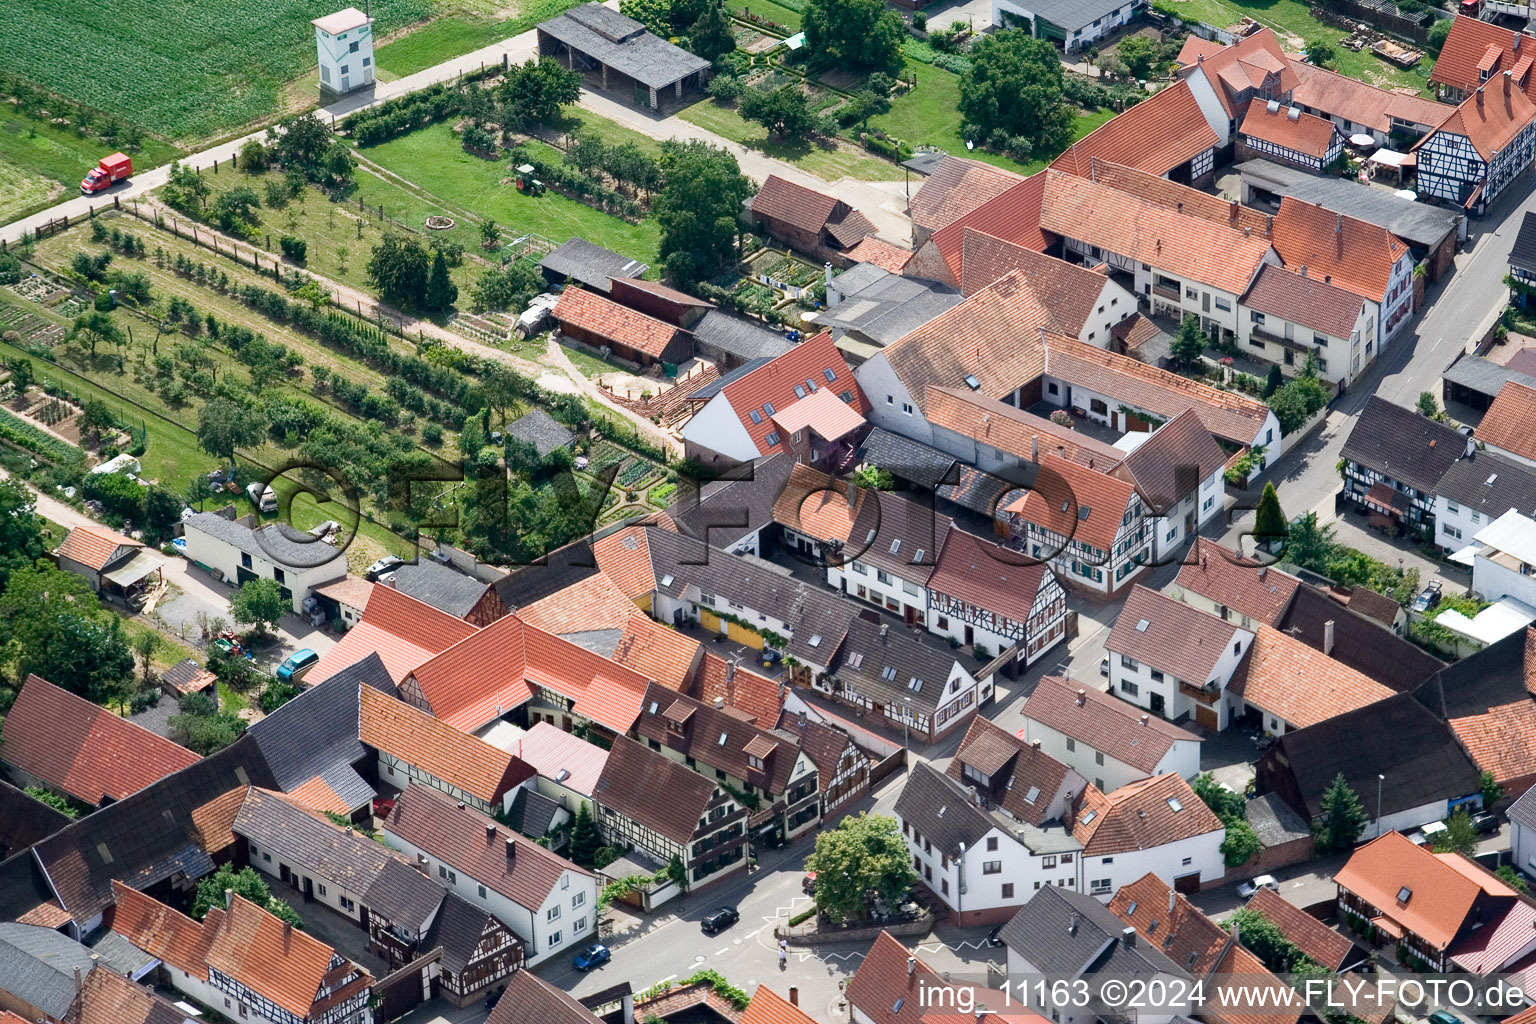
[1250,323,1313,351]
[1151,282,1181,301]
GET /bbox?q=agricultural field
[0,0,437,142]
[374,0,589,76]
[0,158,60,225]
[362,123,663,264]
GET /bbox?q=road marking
[744,928,760,939]
[715,947,730,956]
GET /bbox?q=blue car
[572,943,610,971]
[276,648,318,682]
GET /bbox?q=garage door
[1173,872,1201,895]
[726,620,764,649]
[700,609,722,632]
[1195,705,1219,730]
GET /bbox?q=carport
[536,3,711,109]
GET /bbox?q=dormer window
[748,754,764,770]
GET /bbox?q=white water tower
[312,7,376,97]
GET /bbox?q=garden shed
[537,4,711,109]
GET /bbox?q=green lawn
[0,108,183,222]
[374,0,587,77]
[561,341,639,379]
[730,0,803,33]
[1155,0,1433,94]
[547,112,666,157]
[678,100,904,182]
[362,124,662,263]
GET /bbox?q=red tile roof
[308,582,476,684]
[285,775,352,816]
[204,893,362,1018]
[925,385,1124,468]
[713,331,868,457]
[955,230,1114,341]
[1246,887,1355,972]
[926,528,1052,631]
[110,880,214,977]
[1449,698,1536,787]
[1188,29,1300,119]
[55,524,142,572]
[1476,379,1536,462]
[770,385,867,439]
[751,174,844,234]
[847,932,1046,1024]
[612,613,701,691]
[1051,81,1219,178]
[359,684,534,804]
[1271,197,1410,303]
[1229,625,1394,728]
[1043,334,1274,446]
[0,675,199,805]
[1240,102,1341,158]
[1243,264,1366,340]
[691,652,784,725]
[1173,538,1301,626]
[1177,37,1227,66]
[1084,160,1272,235]
[741,986,818,1024]
[1039,171,1274,296]
[948,717,1076,826]
[385,784,590,910]
[1001,453,1141,552]
[1424,81,1536,162]
[926,173,1049,285]
[909,157,1026,236]
[1335,830,1517,950]
[513,722,610,796]
[1430,17,1536,101]
[1021,676,1198,775]
[311,575,373,613]
[846,236,914,274]
[1287,59,1452,134]
[515,572,641,634]
[1072,773,1223,856]
[592,525,659,599]
[553,286,686,359]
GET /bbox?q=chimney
[1140,714,1150,726]
[790,988,800,1007]
[1031,739,1042,750]
[1177,201,1184,214]
[714,695,725,709]
[1324,619,1335,657]
[907,956,917,977]
[1266,214,1273,235]
[825,263,842,307]
[457,801,466,810]
[505,836,517,859]
[1069,913,1079,936]
[1242,225,1251,237]
[797,710,807,727]
[1299,266,1307,278]
[1057,444,1066,459]
[418,853,429,867]
[1231,919,1241,946]
[1121,926,1137,948]
[1335,212,1343,235]
[1478,84,1486,106]
[726,660,737,683]
[485,822,496,842]
[1031,436,1039,462]
[74,967,83,995]
[880,623,890,640]
[1075,688,1086,707]
[1229,199,1239,224]
[1169,889,1176,913]
[1259,566,1268,581]
[225,888,235,909]
[846,482,860,509]
[1506,69,1514,94]
[1198,52,1205,64]
[283,919,292,939]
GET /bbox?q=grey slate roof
[1011,0,1153,32]
[895,763,1079,858]
[835,612,963,714]
[1512,211,1536,275]
[184,511,347,572]
[246,654,394,810]
[1246,792,1312,848]
[540,237,646,294]
[505,409,576,459]
[1235,159,1459,248]
[903,151,950,176]
[1434,449,1536,519]
[503,787,563,839]
[491,539,601,611]
[1277,585,1442,691]
[427,891,517,976]
[665,451,795,548]
[0,925,144,1018]
[998,885,1187,978]
[1413,625,1529,720]
[813,264,962,346]
[0,780,70,860]
[537,4,710,89]
[1441,354,1536,399]
[1340,396,1466,494]
[382,560,491,620]
[860,427,959,491]
[690,310,793,363]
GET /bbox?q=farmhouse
[749,176,877,264]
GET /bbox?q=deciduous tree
[803,0,905,75]
[960,31,1073,155]
[367,233,432,308]
[196,397,264,465]
[803,812,915,923]
[500,59,583,129]
[0,481,46,591]
[654,140,753,286]
[230,578,286,636]
[1117,34,1156,78]
[191,865,302,928]
[740,86,819,139]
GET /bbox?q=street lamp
[1376,774,1385,838]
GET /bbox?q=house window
[1214,297,1232,312]
[986,837,998,851]
[548,906,561,921]
[1446,500,1460,514]
[983,861,1002,874]
[1048,382,1059,396]
[340,896,355,912]
[1091,879,1112,894]
[902,402,914,415]
[362,56,371,66]
[241,552,253,569]
[764,431,781,447]
[576,917,588,932]
[1250,311,1266,325]
[1002,883,1015,899]
[1120,654,1138,669]
[1095,751,1105,765]
[273,567,285,584]
[1120,679,1139,697]
[263,852,271,862]
[318,883,327,896]
[941,878,949,895]
[1443,524,1462,540]
[1065,738,1075,752]
[549,930,562,946]
[573,891,586,907]
[478,884,487,898]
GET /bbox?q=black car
[701,907,740,935]
[1473,812,1500,834]
[1411,580,1443,614]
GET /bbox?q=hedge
[788,905,817,926]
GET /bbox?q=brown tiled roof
[0,675,199,805]
[1449,699,1536,786]
[1081,160,1272,236]
[1240,102,1340,158]
[385,784,590,909]
[751,174,844,234]
[880,270,1050,413]
[1108,586,1246,694]
[70,962,188,1024]
[1476,380,1536,462]
[926,528,1052,631]
[1177,37,1226,65]
[1335,830,1516,950]
[1114,313,1166,353]
[948,717,1075,826]
[772,463,951,583]
[17,900,74,928]
[712,331,869,457]
[189,786,248,852]
[1189,29,1301,119]
[1109,873,1228,972]
[516,572,641,634]
[307,582,476,685]
[926,385,1125,469]
[1229,625,1394,728]
[1271,198,1410,303]
[1174,538,1300,626]
[1245,887,1355,972]
[1001,454,1141,552]
[592,526,658,599]
[827,209,877,248]
[1072,774,1223,856]
[486,969,600,1024]
[1243,264,1365,340]
[593,735,723,844]
[208,894,365,1018]
[1050,81,1219,178]
[1115,409,1230,512]
[774,710,861,780]
[359,685,534,804]
[926,173,1049,284]
[611,613,700,691]
[1022,676,1198,774]
[909,157,1025,235]
[0,779,71,856]
[741,985,818,1024]
[1429,16,1536,101]
[109,881,213,978]
[957,231,1114,341]
[610,276,715,311]
[55,524,142,572]
[311,575,373,613]
[285,775,352,816]
[635,682,803,797]
[846,236,914,274]
[1039,171,1273,297]
[1347,586,1403,627]
[159,658,217,698]
[1287,59,1452,134]
[553,287,686,359]
[692,652,784,726]
[1043,334,1274,446]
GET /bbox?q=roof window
[964,374,981,390]
[1167,797,1184,812]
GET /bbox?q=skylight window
[808,634,823,647]
[908,677,923,692]
[794,386,807,399]
[964,374,981,390]
[806,378,818,392]
[882,666,898,680]
[661,574,674,587]
[1079,506,1092,521]
[749,410,763,425]
[1167,797,1183,812]
[764,402,775,415]
[765,431,781,447]
[1397,886,1412,903]
[649,701,659,714]
[893,1001,904,1014]
[848,652,864,669]
[718,732,729,746]
[1025,786,1040,804]
[824,368,837,383]
[866,528,877,543]
[1080,810,1097,825]
[914,549,924,562]
[1136,619,1149,632]
[890,539,901,555]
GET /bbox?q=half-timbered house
[925,528,1068,666]
[1415,73,1536,216]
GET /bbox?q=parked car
[1473,812,1500,834]
[801,872,816,896]
[701,907,739,935]
[366,555,404,581]
[572,943,610,970]
[1099,654,1110,677]
[1427,1012,1460,1024]
[1412,579,1443,614]
[276,648,319,682]
[1236,875,1279,899]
